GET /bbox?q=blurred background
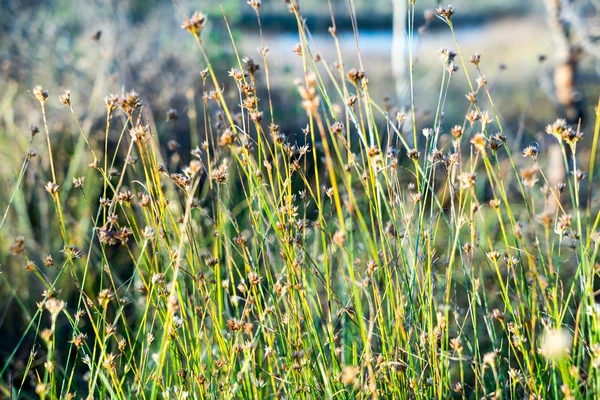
[1,0,600,373]
[1,0,599,142]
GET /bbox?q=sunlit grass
[1,1,600,399]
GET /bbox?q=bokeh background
[1,0,599,380]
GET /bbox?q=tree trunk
[391,0,407,102]
[544,0,584,123]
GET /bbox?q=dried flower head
[182,11,207,36]
[247,0,261,11]
[522,142,539,160]
[45,298,65,318]
[10,236,25,256]
[33,86,49,103]
[45,182,60,196]
[436,5,456,20]
[58,89,71,106]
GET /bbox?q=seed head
[436,5,456,20]
[166,108,178,121]
[97,289,114,309]
[129,124,148,143]
[58,89,71,106]
[212,161,229,184]
[103,353,117,372]
[522,143,539,160]
[458,172,476,189]
[33,86,49,103]
[243,57,260,77]
[182,11,207,36]
[45,182,60,196]
[70,333,87,349]
[10,236,25,256]
[104,94,119,113]
[72,177,85,188]
[247,0,261,11]
[45,297,65,318]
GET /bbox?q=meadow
[1,0,600,399]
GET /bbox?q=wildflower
[545,118,569,138]
[166,108,178,121]
[25,261,36,272]
[72,176,85,188]
[104,94,119,113]
[422,128,433,140]
[466,91,477,104]
[182,11,207,36]
[227,318,242,332]
[97,289,114,308]
[29,126,40,139]
[466,110,480,126]
[522,143,539,160]
[219,128,235,146]
[483,351,497,366]
[330,122,344,135]
[243,57,260,77]
[520,166,539,187]
[103,353,117,372]
[129,124,148,143]
[452,382,464,394]
[45,298,65,319]
[212,161,229,184]
[480,111,493,127]
[470,133,486,152]
[35,383,48,397]
[450,125,463,139]
[44,255,53,267]
[487,134,504,151]
[62,244,83,259]
[58,89,71,106]
[470,53,481,65]
[439,48,457,64]
[9,236,25,256]
[45,181,60,196]
[450,337,463,353]
[447,63,459,74]
[487,250,501,261]
[293,43,302,56]
[119,90,141,115]
[508,368,523,382]
[247,0,261,11]
[118,338,127,353]
[458,172,476,189]
[40,328,53,342]
[248,271,262,286]
[436,5,456,20]
[346,68,364,84]
[33,86,49,103]
[407,148,420,161]
[70,333,87,349]
[367,146,380,157]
